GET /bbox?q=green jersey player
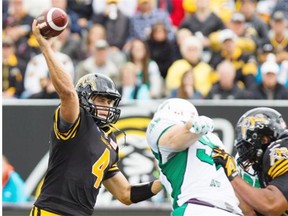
[146,98,244,216]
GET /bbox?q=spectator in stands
[82,24,127,70]
[256,47,288,88]
[209,29,257,90]
[171,28,193,61]
[67,0,93,30]
[3,0,40,63]
[166,36,214,97]
[268,11,288,63]
[226,13,247,38]
[206,60,249,99]
[75,39,119,85]
[56,21,85,66]
[92,0,130,50]
[84,24,107,57]
[22,38,74,98]
[256,43,275,65]
[169,69,203,99]
[209,12,257,54]
[156,0,185,28]
[118,62,150,103]
[127,38,163,99]
[146,22,174,79]
[128,0,174,41]
[2,155,28,203]
[255,43,274,82]
[249,56,288,100]
[4,0,33,42]
[2,37,26,99]
[179,0,225,49]
[239,0,269,49]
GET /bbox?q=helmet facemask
[86,92,121,127]
[235,127,274,176]
[76,73,121,128]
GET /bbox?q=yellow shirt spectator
[166,59,214,97]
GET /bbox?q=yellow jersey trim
[53,107,80,141]
[268,159,288,179]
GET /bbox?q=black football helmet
[75,73,121,127]
[235,107,287,175]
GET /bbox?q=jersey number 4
[92,149,110,188]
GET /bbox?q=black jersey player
[30,20,162,216]
[213,107,288,216]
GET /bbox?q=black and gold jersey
[34,107,120,216]
[263,136,288,203]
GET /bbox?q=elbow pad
[130,181,155,203]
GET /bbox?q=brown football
[36,7,69,38]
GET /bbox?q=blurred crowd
[2,0,288,103]
[2,155,28,203]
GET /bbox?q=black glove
[212,147,238,181]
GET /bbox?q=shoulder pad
[264,137,288,180]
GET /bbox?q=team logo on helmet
[241,115,269,139]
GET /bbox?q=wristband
[130,181,155,203]
[228,170,239,181]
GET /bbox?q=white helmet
[154,98,198,122]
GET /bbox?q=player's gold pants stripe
[29,206,61,216]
